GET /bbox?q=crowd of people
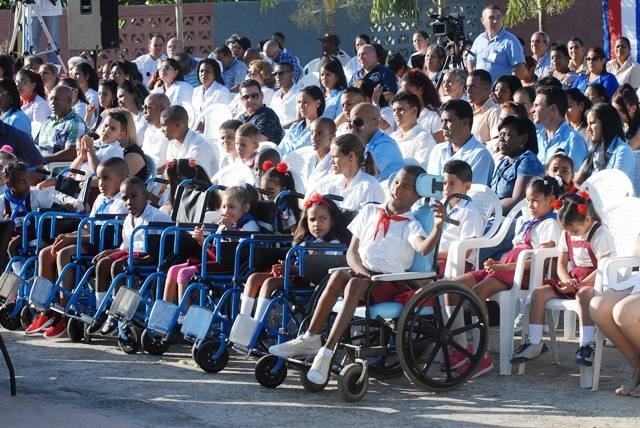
[0,2,639,397]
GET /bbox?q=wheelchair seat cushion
[332,299,405,320]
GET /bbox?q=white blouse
[152,80,194,106]
[21,95,51,138]
[307,169,386,211]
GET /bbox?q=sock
[319,346,334,357]
[528,324,543,344]
[446,306,468,349]
[253,297,270,321]
[303,331,319,342]
[580,326,595,346]
[239,296,255,316]
[177,314,185,325]
[95,292,107,308]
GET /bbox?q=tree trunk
[538,9,545,32]
[324,0,337,35]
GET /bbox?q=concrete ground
[0,328,639,428]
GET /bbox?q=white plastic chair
[211,164,256,187]
[258,141,280,155]
[302,58,320,76]
[282,146,315,178]
[447,199,527,375]
[580,169,635,218]
[180,101,196,129]
[202,103,233,143]
[298,72,320,88]
[467,184,503,253]
[632,151,640,196]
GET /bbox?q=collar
[233,212,255,230]
[395,123,421,139]
[484,27,506,42]
[448,134,477,153]
[605,136,625,155]
[474,97,497,113]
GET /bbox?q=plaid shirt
[36,110,89,156]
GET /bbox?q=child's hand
[270,260,284,277]
[218,215,234,230]
[556,278,578,294]
[51,234,75,254]
[483,258,496,272]
[348,268,370,279]
[431,201,445,228]
[191,225,205,245]
[372,84,383,105]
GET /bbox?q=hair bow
[276,162,289,174]
[551,198,563,210]
[262,160,274,172]
[303,193,331,209]
[577,189,591,202]
[577,203,588,215]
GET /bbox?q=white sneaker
[513,314,524,333]
[269,335,321,358]
[307,349,333,385]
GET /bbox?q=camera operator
[467,4,526,84]
[31,0,63,65]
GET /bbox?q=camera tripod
[8,0,67,73]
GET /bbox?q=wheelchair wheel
[300,368,329,393]
[117,324,140,354]
[194,338,229,373]
[255,354,287,388]
[20,305,34,330]
[338,363,368,402]
[141,328,172,356]
[396,280,489,392]
[67,318,84,343]
[0,303,22,330]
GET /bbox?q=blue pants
[31,14,61,64]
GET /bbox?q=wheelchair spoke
[444,299,464,330]
[419,341,441,373]
[450,321,483,336]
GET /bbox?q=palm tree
[504,0,576,32]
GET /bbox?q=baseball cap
[318,33,341,45]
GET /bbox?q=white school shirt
[303,152,333,185]
[121,203,172,252]
[151,81,194,107]
[21,95,51,138]
[439,199,485,262]
[390,124,436,168]
[417,108,443,135]
[166,129,219,177]
[219,153,238,171]
[0,188,55,229]
[511,216,561,248]
[191,83,232,118]
[134,53,166,87]
[85,88,100,127]
[269,83,302,125]
[140,124,169,169]
[307,169,386,211]
[214,218,260,235]
[81,140,124,173]
[557,223,615,268]
[89,193,127,216]
[348,203,427,274]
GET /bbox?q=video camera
[430,14,466,44]
[416,173,444,200]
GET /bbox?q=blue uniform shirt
[572,72,620,100]
[222,58,247,90]
[366,130,404,180]
[491,150,544,199]
[536,121,588,168]
[1,107,31,136]
[581,136,635,181]
[322,89,343,120]
[469,28,525,84]
[350,64,398,93]
[279,120,311,156]
[427,135,495,185]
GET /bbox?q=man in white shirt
[140,93,171,173]
[441,69,469,103]
[606,37,640,90]
[134,35,167,87]
[390,91,435,168]
[160,105,218,177]
[466,69,500,145]
[269,62,302,128]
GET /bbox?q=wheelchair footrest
[80,314,94,324]
[28,276,55,312]
[49,303,65,314]
[109,288,141,322]
[147,300,179,336]
[0,272,22,304]
[181,306,213,342]
[229,314,258,348]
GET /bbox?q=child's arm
[556,252,572,283]
[346,237,371,277]
[413,203,445,255]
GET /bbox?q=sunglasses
[272,71,290,77]
[348,117,364,128]
[241,93,261,100]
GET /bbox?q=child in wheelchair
[436,160,485,277]
[259,161,300,233]
[89,176,171,334]
[231,193,349,344]
[269,165,445,386]
[25,158,130,337]
[452,176,562,376]
[162,185,260,311]
[511,190,615,367]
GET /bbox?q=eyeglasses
[348,117,364,128]
[15,79,29,85]
[272,71,290,77]
[241,93,261,100]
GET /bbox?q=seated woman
[16,68,50,138]
[566,88,592,143]
[279,85,325,155]
[590,233,640,397]
[492,75,522,105]
[59,77,90,127]
[612,84,640,150]
[151,58,194,106]
[117,80,149,143]
[550,44,579,89]
[575,103,635,186]
[192,58,231,133]
[319,56,348,120]
[0,78,31,136]
[38,63,60,97]
[70,62,100,127]
[573,47,619,100]
[306,134,385,211]
[89,79,119,133]
[400,70,443,142]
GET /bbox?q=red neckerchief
[20,93,37,106]
[373,207,409,240]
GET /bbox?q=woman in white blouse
[307,133,385,211]
[117,80,149,143]
[70,62,100,126]
[401,70,444,142]
[151,58,194,106]
[16,68,50,138]
[192,58,231,132]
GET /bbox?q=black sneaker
[87,314,107,335]
[100,316,118,335]
[575,343,595,367]
[510,339,549,364]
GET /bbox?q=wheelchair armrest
[299,242,346,250]
[598,256,640,291]
[249,233,293,241]
[147,177,169,185]
[147,221,174,228]
[93,214,127,220]
[371,271,437,282]
[328,266,351,274]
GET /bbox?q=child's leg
[306,269,351,336]
[163,263,189,303]
[56,245,77,292]
[95,258,115,293]
[7,235,22,259]
[472,278,510,301]
[239,272,271,316]
[38,244,56,280]
[324,277,369,350]
[613,294,640,396]
[252,277,284,321]
[575,287,596,346]
[445,274,479,348]
[175,265,201,309]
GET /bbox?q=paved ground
[0,328,639,427]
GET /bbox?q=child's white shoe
[269,335,321,358]
[307,347,333,385]
[229,314,259,348]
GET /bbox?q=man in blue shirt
[532,85,588,167]
[213,45,247,92]
[349,102,404,180]
[467,4,526,84]
[531,31,552,78]
[263,40,303,84]
[349,45,398,98]
[0,120,45,166]
[427,100,495,185]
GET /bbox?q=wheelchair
[254,182,491,401]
